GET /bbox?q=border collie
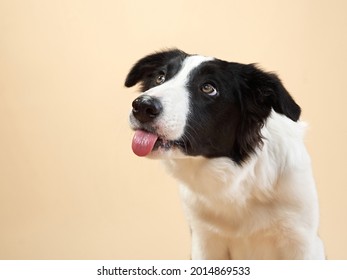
[124,49,325,259]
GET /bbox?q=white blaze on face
[143,55,214,140]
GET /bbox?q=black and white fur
[125,49,325,259]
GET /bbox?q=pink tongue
[132,130,158,157]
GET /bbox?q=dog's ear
[124,49,187,88]
[241,64,301,121]
[124,52,165,88]
[229,64,301,163]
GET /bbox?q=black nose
[132,95,163,123]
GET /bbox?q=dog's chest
[165,157,277,237]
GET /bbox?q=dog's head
[125,49,301,164]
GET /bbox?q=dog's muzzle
[130,95,186,157]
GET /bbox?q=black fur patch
[125,49,187,91]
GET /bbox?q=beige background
[0,0,346,259]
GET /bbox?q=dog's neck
[162,112,304,204]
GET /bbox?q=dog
[124,49,325,259]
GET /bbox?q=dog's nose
[132,95,163,123]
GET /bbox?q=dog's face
[125,49,301,164]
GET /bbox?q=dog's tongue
[132,130,158,157]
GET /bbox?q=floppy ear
[243,64,301,121]
[124,52,164,88]
[230,64,301,164]
[124,49,187,88]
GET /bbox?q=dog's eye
[155,74,166,85]
[201,83,218,96]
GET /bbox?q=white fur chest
[163,113,312,239]
[164,156,278,238]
